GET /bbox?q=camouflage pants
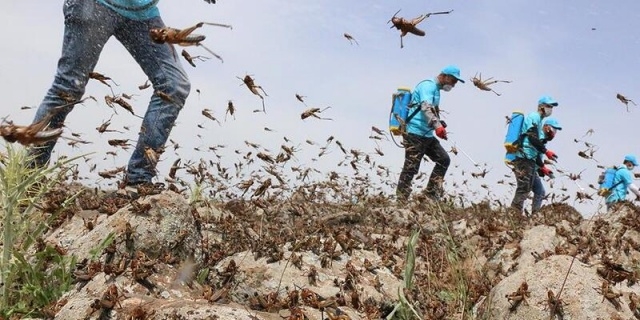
[396,133,450,201]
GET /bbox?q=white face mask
[442,84,453,92]
[543,106,553,117]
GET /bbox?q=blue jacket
[96,0,160,20]
[406,78,441,138]
[606,167,634,204]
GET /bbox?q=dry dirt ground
[19,183,640,319]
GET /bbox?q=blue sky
[1,0,639,216]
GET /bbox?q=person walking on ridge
[396,65,465,203]
[510,95,559,215]
[530,117,562,215]
[605,154,640,211]
[26,0,215,197]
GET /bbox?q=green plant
[4,246,77,317]
[188,180,209,206]
[386,228,422,320]
[433,202,473,317]
[196,267,210,285]
[0,144,84,317]
[89,232,116,261]
[436,202,470,318]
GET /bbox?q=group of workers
[395,64,640,214]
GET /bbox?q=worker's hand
[538,166,554,178]
[435,126,448,140]
[545,150,558,162]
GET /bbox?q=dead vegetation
[9,169,640,320]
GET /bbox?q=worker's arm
[629,183,640,198]
[421,102,442,129]
[524,125,547,154]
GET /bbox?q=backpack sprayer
[503,110,525,168]
[388,87,418,148]
[388,87,480,166]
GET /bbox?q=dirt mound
[11,183,640,319]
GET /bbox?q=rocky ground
[17,183,640,319]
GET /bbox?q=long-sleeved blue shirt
[406,78,441,138]
[96,0,160,20]
[606,167,634,204]
[515,111,546,160]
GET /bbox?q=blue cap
[543,118,562,130]
[538,95,559,107]
[625,154,639,166]
[441,65,465,83]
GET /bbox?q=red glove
[435,126,448,140]
[545,150,558,161]
[539,166,553,177]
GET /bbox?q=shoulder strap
[514,123,540,152]
[611,167,625,189]
[405,103,421,123]
[513,127,529,151]
[406,78,441,125]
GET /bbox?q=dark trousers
[510,158,537,211]
[396,133,450,201]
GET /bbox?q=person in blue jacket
[606,154,640,210]
[26,0,215,197]
[510,95,559,214]
[530,117,562,215]
[396,65,465,203]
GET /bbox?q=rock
[46,191,203,263]
[217,248,403,304]
[480,255,640,319]
[452,219,470,237]
[516,225,557,269]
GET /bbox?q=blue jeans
[532,174,545,213]
[30,0,190,185]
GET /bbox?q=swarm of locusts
[11,100,640,319]
[33,151,640,319]
[9,6,640,320]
